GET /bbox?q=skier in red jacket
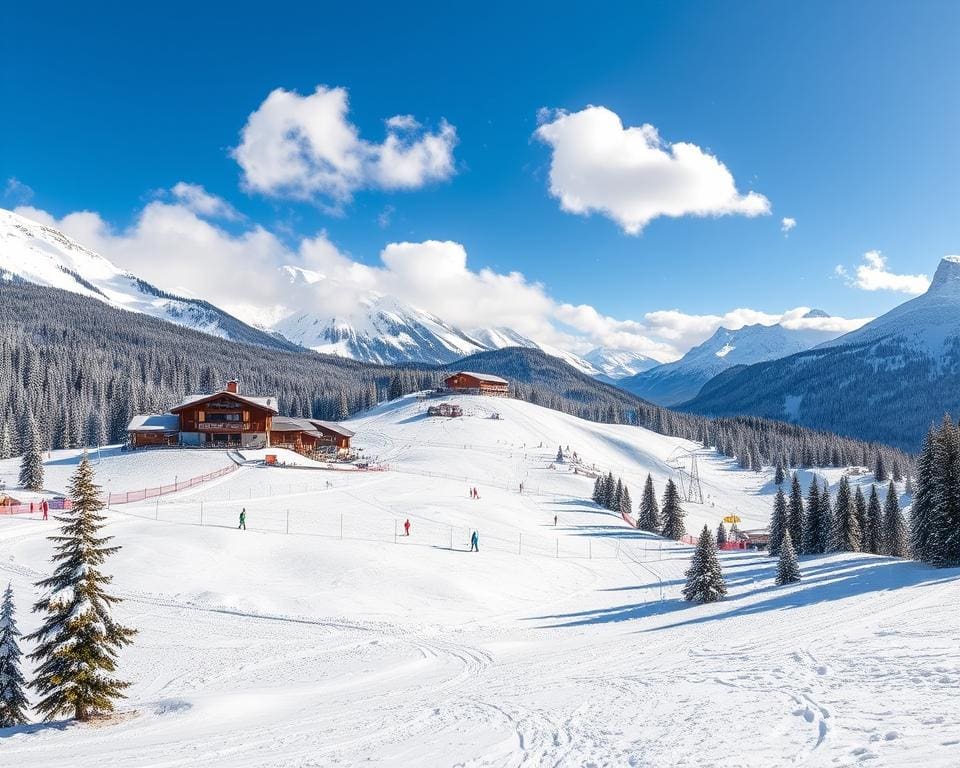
[404,519,411,536]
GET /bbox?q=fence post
[340,513,343,540]
[200,502,203,526]
[286,509,290,534]
[155,499,159,520]
[556,539,559,558]
[449,526,453,550]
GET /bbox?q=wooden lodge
[444,371,509,397]
[126,380,353,456]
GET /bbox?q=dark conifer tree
[865,485,883,555]
[612,478,624,512]
[854,486,869,552]
[603,472,616,510]
[816,481,833,554]
[910,427,937,562]
[18,411,44,492]
[0,583,29,727]
[802,478,821,554]
[592,475,604,505]
[787,473,804,552]
[831,475,861,552]
[874,452,887,483]
[774,460,785,486]
[929,415,960,567]
[27,455,137,721]
[660,479,687,541]
[769,487,787,557]
[775,530,802,585]
[882,481,908,557]
[716,522,727,547]
[637,474,661,532]
[556,446,564,463]
[683,526,727,603]
[619,486,632,519]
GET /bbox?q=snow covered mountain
[684,256,960,450]
[619,314,842,406]
[0,208,298,351]
[583,347,660,381]
[272,277,488,366]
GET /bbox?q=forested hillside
[0,282,910,476]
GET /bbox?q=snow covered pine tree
[637,474,661,532]
[27,454,136,722]
[18,411,44,492]
[0,583,29,727]
[769,487,787,557]
[683,525,727,603]
[775,531,802,585]
[882,481,909,557]
[660,479,687,541]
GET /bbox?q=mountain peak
[803,309,830,319]
[929,255,960,292]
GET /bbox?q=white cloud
[781,216,796,234]
[15,193,868,365]
[169,182,242,220]
[534,106,770,234]
[232,85,457,206]
[3,177,34,205]
[837,251,930,295]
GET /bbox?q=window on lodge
[205,413,242,422]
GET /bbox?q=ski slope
[2,395,959,767]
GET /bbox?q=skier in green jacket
[238,508,246,530]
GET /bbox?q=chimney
[226,379,240,394]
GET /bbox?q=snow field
[2,394,958,766]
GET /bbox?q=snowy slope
[684,257,960,449]
[620,313,842,405]
[0,208,297,350]
[2,395,957,766]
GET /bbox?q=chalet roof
[271,417,355,438]
[170,390,280,414]
[309,419,355,438]
[127,413,180,432]
[447,371,509,385]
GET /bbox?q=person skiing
[404,519,411,536]
[238,508,246,530]
[41,499,49,521]
[30,501,34,515]
[553,514,558,526]
[470,530,479,552]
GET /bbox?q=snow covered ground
[2,395,959,767]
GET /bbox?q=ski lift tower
[667,447,705,504]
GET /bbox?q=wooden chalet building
[444,371,509,397]
[126,380,353,455]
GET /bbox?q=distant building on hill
[427,402,463,417]
[126,379,353,455]
[444,371,509,397]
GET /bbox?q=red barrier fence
[0,498,73,516]
[106,463,238,505]
[679,533,748,550]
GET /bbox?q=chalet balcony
[196,421,267,432]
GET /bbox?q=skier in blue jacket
[470,530,479,552]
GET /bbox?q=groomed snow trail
[2,395,958,767]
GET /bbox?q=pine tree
[682,525,727,603]
[905,472,914,495]
[831,475,861,552]
[592,475,604,505]
[910,427,937,562]
[27,455,137,722]
[612,478,624,512]
[0,421,11,461]
[817,481,833,554]
[337,390,350,421]
[874,452,887,483]
[775,530,802,585]
[0,583,29,727]
[18,411,44,492]
[802,478,821,554]
[619,486,632,519]
[774,460,785,486]
[865,485,883,554]
[928,415,960,567]
[637,474,661,532]
[716,522,727,547]
[769,487,787,557]
[603,472,616,510]
[854,486,868,552]
[660,479,687,541]
[556,445,564,463]
[882,481,908,557]
[787,473,804,553]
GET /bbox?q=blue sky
[3,2,959,358]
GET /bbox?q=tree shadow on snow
[524,556,960,629]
